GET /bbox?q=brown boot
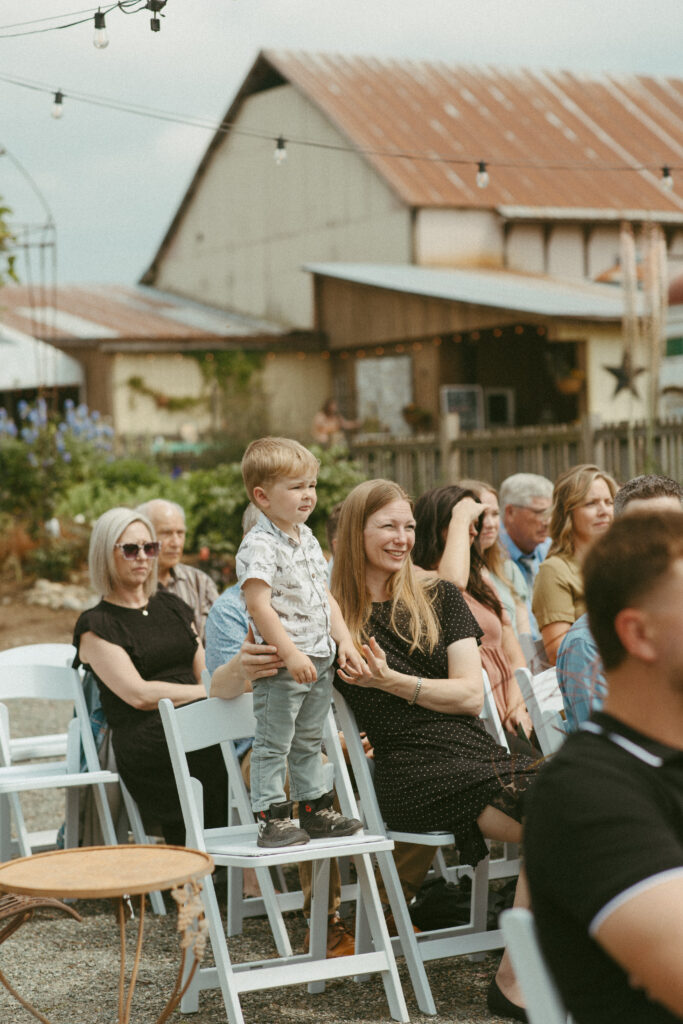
[303,912,355,957]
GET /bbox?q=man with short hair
[525,510,683,1024]
[557,473,683,730]
[137,498,218,641]
[498,473,553,638]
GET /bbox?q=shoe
[256,800,310,848]
[303,912,355,957]
[486,976,528,1022]
[298,791,363,838]
[384,907,421,937]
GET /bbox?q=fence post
[580,413,600,464]
[440,412,460,483]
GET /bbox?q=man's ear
[252,486,268,507]
[614,607,657,663]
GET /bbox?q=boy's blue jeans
[250,652,335,813]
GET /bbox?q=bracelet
[409,677,423,706]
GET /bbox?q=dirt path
[0,585,78,651]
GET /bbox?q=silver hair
[499,473,553,511]
[89,507,158,599]
[136,498,186,523]
[241,502,261,534]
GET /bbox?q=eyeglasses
[114,542,160,560]
[512,504,551,522]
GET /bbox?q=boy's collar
[255,510,309,544]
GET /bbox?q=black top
[73,590,200,728]
[525,711,683,1024]
[335,579,536,865]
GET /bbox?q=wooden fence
[350,416,683,495]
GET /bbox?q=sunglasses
[114,542,160,560]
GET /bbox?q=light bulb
[150,16,161,31]
[51,91,64,119]
[662,166,674,191]
[274,137,287,165]
[93,10,109,49]
[476,161,489,189]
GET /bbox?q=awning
[303,262,645,321]
[0,323,84,391]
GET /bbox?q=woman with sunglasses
[73,506,227,844]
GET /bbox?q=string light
[51,90,64,119]
[476,160,489,189]
[93,9,108,48]
[274,136,287,165]
[146,0,166,33]
[661,166,674,191]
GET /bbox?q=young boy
[236,437,364,848]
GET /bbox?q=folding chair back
[0,665,119,856]
[159,694,408,1024]
[331,685,505,1017]
[514,667,566,755]
[500,908,569,1024]
[0,644,75,761]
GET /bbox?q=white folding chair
[0,665,120,856]
[500,909,570,1024]
[480,672,521,880]
[514,667,567,756]
[159,694,408,1024]
[0,644,75,763]
[330,685,505,1017]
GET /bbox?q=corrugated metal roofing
[0,285,286,345]
[264,51,683,214]
[303,262,643,320]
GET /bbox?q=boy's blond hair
[241,437,320,503]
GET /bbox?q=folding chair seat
[500,908,569,1024]
[514,667,567,756]
[0,665,123,861]
[159,693,408,1024]
[330,685,506,1017]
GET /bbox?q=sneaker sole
[256,836,311,849]
[303,824,364,839]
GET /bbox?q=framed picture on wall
[440,385,484,431]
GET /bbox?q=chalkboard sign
[440,385,484,431]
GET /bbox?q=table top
[0,845,213,900]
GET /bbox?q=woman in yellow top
[532,464,617,665]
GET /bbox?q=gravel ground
[0,601,508,1024]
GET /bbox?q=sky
[0,0,681,287]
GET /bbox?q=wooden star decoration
[604,350,646,398]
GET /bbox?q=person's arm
[435,497,484,589]
[328,590,366,676]
[541,621,572,665]
[242,577,316,683]
[337,634,484,716]
[593,875,683,1018]
[79,632,206,710]
[209,635,283,699]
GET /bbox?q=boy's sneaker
[298,791,363,839]
[256,800,310,848]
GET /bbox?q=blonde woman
[332,479,536,1021]
[533,465,617,665]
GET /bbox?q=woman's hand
[449,496,484,531]
[239,639,284,681]
[337,638,367,678]
[337,636,392,689]
[504,703,534,740]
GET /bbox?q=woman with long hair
[332,479,536,1021]
[412,484,533,747]
[458,479,531,639]
[532,464,617,665]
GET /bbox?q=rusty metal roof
[0,284,288,349]
[262,51,683,213]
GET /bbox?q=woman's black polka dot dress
[335,579,536,866]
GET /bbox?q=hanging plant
[127,376,205,413]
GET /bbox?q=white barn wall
[414,209,503,267]
[155,84,412,327]
[505,223,545,274]
[111,353,213,438]
[261,353,332,439]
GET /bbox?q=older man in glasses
[498,472,553,643]
[137,499,218,641]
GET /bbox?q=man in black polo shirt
[525,511,683,1024]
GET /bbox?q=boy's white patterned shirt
[235,511,334,658]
